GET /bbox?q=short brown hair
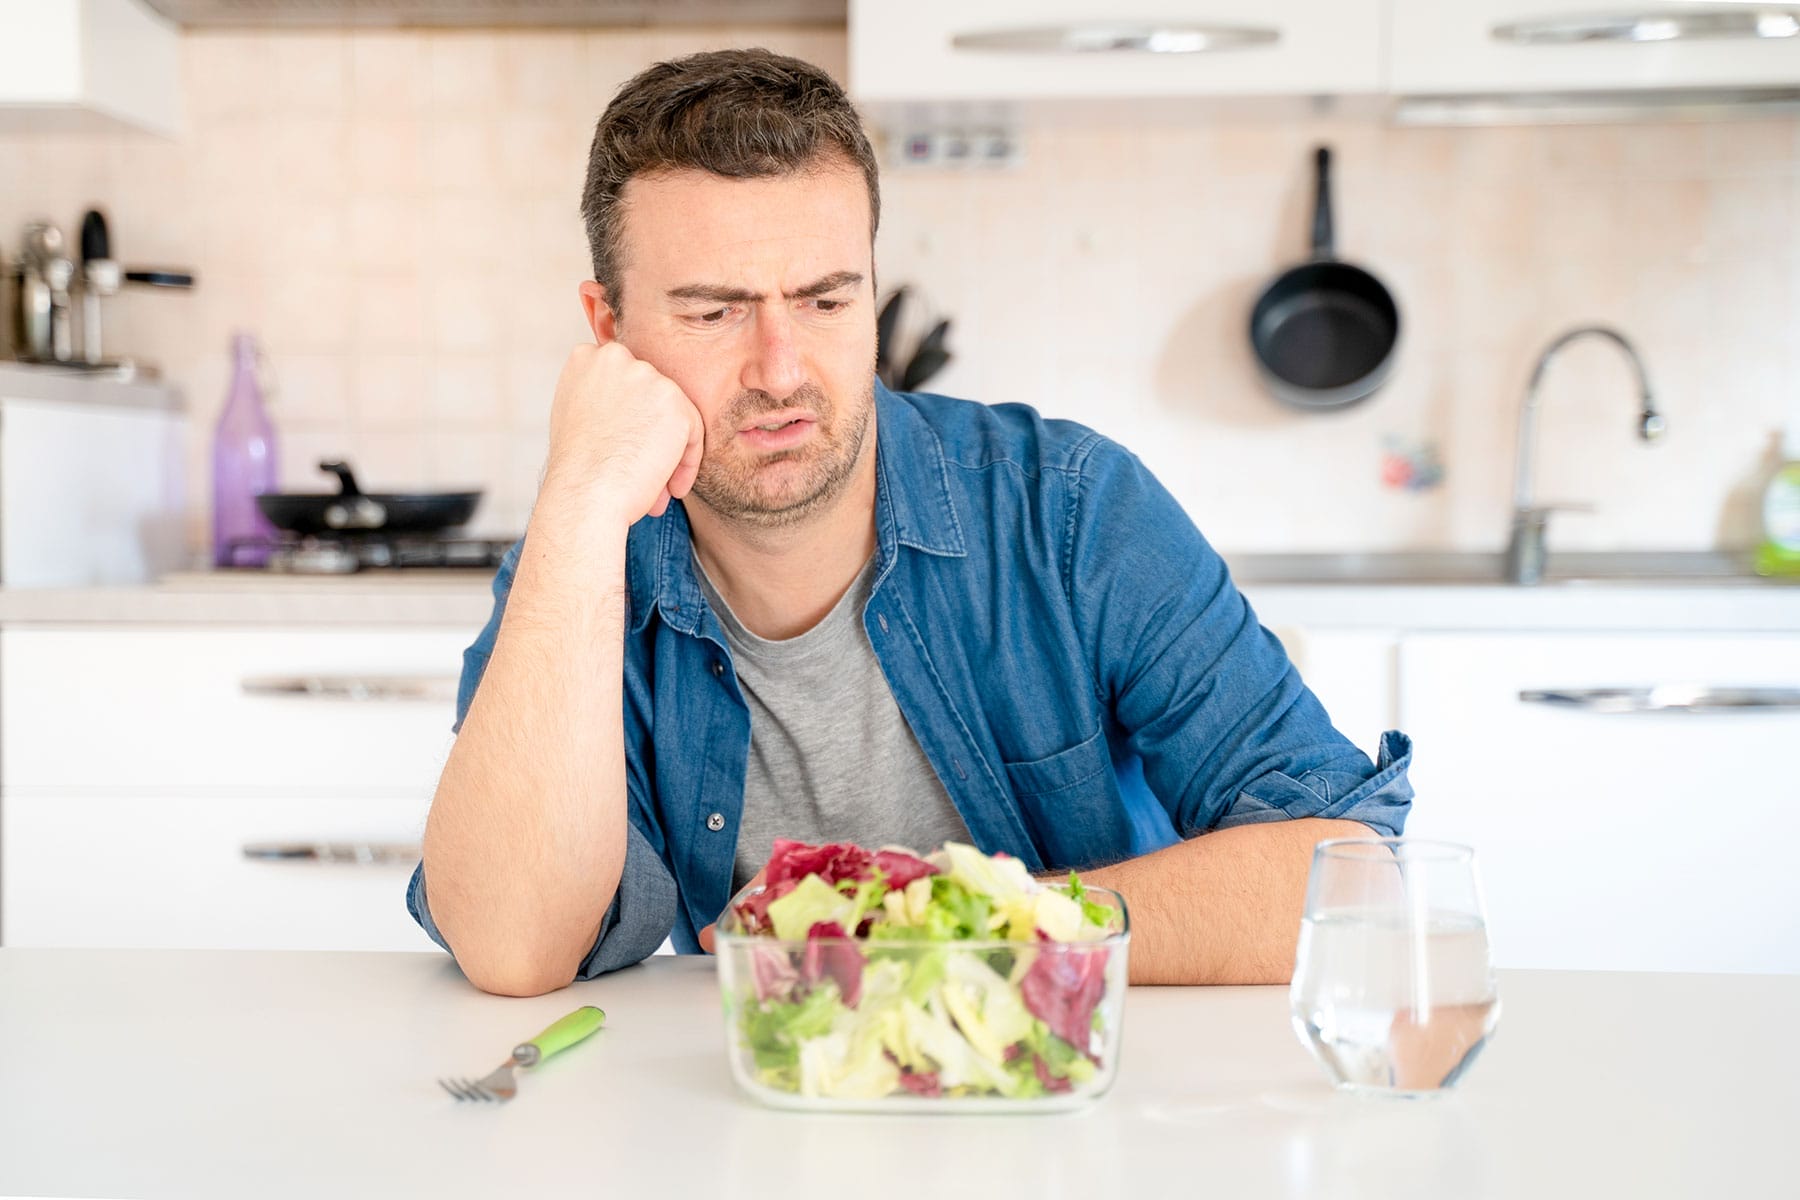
[581,48,880,317]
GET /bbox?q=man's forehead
[617,163,870,278]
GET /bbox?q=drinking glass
[1290,838,1500,1097]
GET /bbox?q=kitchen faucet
[1505,325,1665,585]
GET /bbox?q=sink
[1226,551,1781,588]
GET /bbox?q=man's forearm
[421,501,631,997]
[1076,818,1371,986]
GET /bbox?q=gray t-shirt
[694,552,971,894]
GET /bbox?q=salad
[717,838,1127,1104]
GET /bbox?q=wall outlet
[890,126,1025,171]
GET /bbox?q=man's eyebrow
[665,270,864,305]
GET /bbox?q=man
[408,48,1412,998]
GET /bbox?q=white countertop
[0,361,182,411]
[0,554,1793,632]
[1238,579,1800,633]
[1230,550,1800,632]
[0,950,1792,1199]
[0,571,496,627]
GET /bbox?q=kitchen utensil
[439,1005,606,1102]
[256,460,481,536]
[7,213,193,373]
[78,210,122,366]
[1249,146,1400,410]
[10,222,75,363]
[898,317,953,391]
[1290,839,1499,1095]
[123,269,196,288]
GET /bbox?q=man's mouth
[736,412,819,453]
[738,408,816,433]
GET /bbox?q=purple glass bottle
[211,332,279,566]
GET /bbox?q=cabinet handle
[1519,686,1800,713]
[242,841,420,865]
[1493,9,1800,45]
[240,675,457,703]
[951,23,1279,54]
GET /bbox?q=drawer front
[1398,632,1800,974]
[2,792,435,951]
[850,0,1385,101]
[1,626,470,794]
[1389,0,1800,94]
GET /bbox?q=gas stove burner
[222,533,517,574]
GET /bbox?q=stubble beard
[690,377,875,530]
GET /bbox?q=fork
[439,1005,606,1102]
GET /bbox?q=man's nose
[742,305,805,400]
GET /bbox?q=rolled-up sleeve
[406,538,679,980]
[1213,730,1413,838]
[1066,438,1414,841]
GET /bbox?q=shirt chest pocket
[1000,728,1130,871]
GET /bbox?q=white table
[1,950,1793,1199]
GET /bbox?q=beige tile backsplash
[2,27,1796,556]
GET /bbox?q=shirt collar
[626,379,966,636]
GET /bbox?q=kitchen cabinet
[3,792,427,950]
[1388,0,1800,96]
[0,624,465,950]
[1397,631,1800,975]
[1270,625,1398,756]
[848,0,1384,105]
[0,0,181,137]
[851,0,1800,115]
[1,626,466,794]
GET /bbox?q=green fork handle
[512,1005,606,1067]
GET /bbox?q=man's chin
[692,465,853,527]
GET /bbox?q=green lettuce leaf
[766,873,859,942]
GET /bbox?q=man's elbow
[463,960,578,997]
[457,945,585,996]
[436,918,597,997]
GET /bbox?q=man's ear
[577,280,617,344]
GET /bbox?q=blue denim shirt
[408,383,1413,978]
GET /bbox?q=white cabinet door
[850,0,1383,102]
[1,627,467,796]
[1398,632,1800,974]
[0,624,474,951]
[1,792,433,951]
[1389,0,1800,94]
[0,0,180,136]
[1273,626,1399,758]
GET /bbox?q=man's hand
[539,341,706,527]
[698,867,767,954]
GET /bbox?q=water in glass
[1290,840,1500,1096]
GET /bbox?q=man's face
[607,158,878,527]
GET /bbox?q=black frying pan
[1249,146,1400,410]
[256,461,481,536]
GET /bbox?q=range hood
[140,0,844,27]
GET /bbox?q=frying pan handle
[318,460,364,496]
[1311,145,1334,261]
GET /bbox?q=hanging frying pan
[1249,146,1400,410]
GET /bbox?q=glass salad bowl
[714,842,1130,1114]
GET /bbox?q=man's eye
[813,299,844,313]
[697,308,729,325]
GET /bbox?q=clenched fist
[539,341,706,529]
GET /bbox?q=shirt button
[707,812,726,832]
[710,660,725,678]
